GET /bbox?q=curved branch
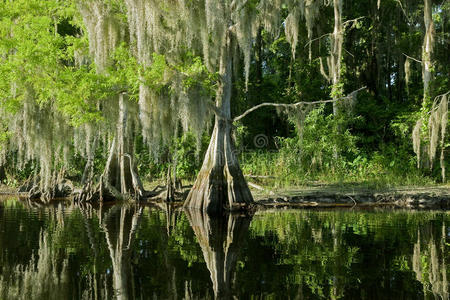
[403,53,422,63]
[342,16,365,27]
[233,87,366,123]
[304,33,331,48]
[395,0,412,25]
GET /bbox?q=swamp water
[0,198,448,299]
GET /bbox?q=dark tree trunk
[184,29,253,214]
[255,27,263,86]
[81,136,98,186]
[165,166,175,202]
[0,165,6,184]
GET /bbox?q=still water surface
[0,198,448,299]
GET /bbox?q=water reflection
[0,200,69,300]
[0,199,448,299]
[413,224,449,299]
[101,205,142,300]
[185,209,251,299]
[0,230,69,300]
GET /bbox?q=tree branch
[433,90,450,104]
[304,17,364,49]
[233,86,366,123]
[403,53,422,63]
[395,0,412,25]
[342,16,365,28]
[304,33,331,48]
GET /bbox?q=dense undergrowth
[238,106,441,190]
[0,105,446,192]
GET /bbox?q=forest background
[0,0,448,202]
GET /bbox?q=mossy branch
[232,86,366,123]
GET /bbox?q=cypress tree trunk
[81,136,98,186]
[98,94,145,200]
[331,0,343,117]
[75,94,145,203]
[331,0,343,160]
[184,30,253,214]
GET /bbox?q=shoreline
[251,185,450,209]
[1,184,449,209]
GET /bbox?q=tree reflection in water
[0,200,448,299]
[185,209,251,299]
[0,230,69,300]
[0,202,69,300]
[101,205,143,300]
[413,222,449,299]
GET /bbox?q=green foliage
[142,53,169,91]
[241,104,433,188]
[178,54,217,94]
[0,0,449,188]
[173,133,203,180]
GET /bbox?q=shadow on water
[0,197,448,299]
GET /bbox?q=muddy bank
[253,186,450,209]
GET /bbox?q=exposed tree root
[18,173,73,201]
[74,140,145,203]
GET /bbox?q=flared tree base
[184,165,253,214]
[184,120,253,214]
[74,138,145,203]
